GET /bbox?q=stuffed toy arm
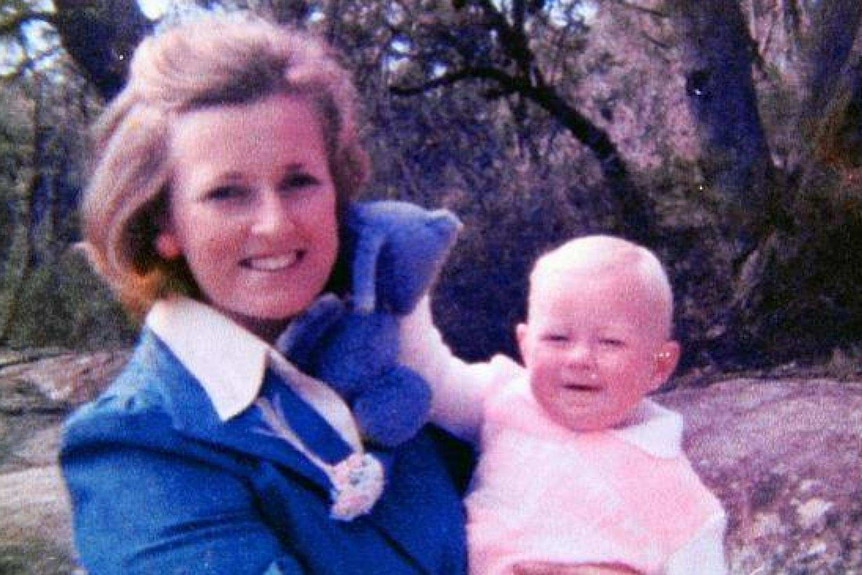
[276,294,346,374]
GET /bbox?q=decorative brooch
[329,452,385,521]
[254,396,386,521]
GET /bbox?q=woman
[61,14,469,574]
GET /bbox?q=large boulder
[0,349,130,409]
[659,378,862,574]
[3,349,861,574]
[1,349,128,575]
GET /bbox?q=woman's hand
[513,561,643,575]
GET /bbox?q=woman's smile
[241,252,301,272]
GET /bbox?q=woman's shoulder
[62,331,181,445]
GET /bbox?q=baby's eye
[598,337,626,348]
[542,333,569,343]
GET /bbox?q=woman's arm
[62,436,303,574]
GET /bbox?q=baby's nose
[565,342,594,366]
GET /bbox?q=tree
[2,0,861,370]
[671,0,776,254]
[0,1,123,346]
[385,0,659,244]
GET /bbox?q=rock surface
[0,349,128,575]
[2,350,861,574]
[659,378,862,575]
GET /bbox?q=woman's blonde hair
[82,13,370,316]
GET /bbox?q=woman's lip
[241,252,300,271]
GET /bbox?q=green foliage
[2,249,136,350]
[0,0,859,376]
[0,540,77,575]
[0,87,32,264]
[426,133,617,362]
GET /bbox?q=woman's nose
[250,190,294,236]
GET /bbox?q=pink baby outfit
[398,299,727,574]
[466,378,727,575]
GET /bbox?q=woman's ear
[649,340,680,391]
[155,231,182,260]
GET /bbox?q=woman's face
[156,93,339,340]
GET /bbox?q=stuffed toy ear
[348,224,386,314]
[347,201,462,316]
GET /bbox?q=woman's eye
[204,185,247,202]
[599,337,625,348]
[282,172,320,190]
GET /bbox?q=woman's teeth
[244,253,299,271]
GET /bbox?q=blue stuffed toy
[278,200,462,447]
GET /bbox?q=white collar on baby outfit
[609,399,685,459]
[146,296,361,450]
[511,378,684,459]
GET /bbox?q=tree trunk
[52,0,152,101]
[803,1,862,169]
[0,84,43,344]
[671,0,776,255]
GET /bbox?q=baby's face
[517,266,678,432]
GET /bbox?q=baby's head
[517,235,680,432]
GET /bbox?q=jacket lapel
[364,433,465,575]
[136,331,333,491]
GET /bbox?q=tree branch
[52,0,152,100]
[0,11,57,36]
[475,0,534,76]
[390,65,526,96]
[608,0,669,19]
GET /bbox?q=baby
[404,235,727,575]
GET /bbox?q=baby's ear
[649,340,680,391]
[515,323,530,364]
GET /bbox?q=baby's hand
[512,561,642,575]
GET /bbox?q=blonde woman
[61,14,470,575]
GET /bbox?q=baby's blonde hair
[530,235,674,336]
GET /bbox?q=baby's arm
[399,296,522,444]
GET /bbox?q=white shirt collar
[147,296,270,420]
[146,296,361,450]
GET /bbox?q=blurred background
[1,0,861,381]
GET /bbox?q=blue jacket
[61,330,472,574]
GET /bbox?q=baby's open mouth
[563,383,601,392]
